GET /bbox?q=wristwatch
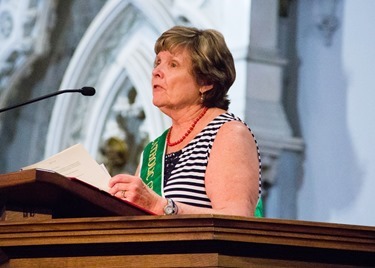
[164,198,178,215]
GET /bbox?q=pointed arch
[45,0,252,166]
[45,0,176,157]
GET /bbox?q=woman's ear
[200,84,214,94]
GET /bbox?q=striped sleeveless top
[163,112,262,208]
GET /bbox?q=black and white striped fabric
[163,112,262,208]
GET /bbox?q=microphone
[79,87,96,96]
[0,87,96,113]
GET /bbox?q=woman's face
[152,48,201,111]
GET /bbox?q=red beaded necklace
[167,107,208,147]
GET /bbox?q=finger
[109,174,136,187]
[108,182,126,195]
[112,189,127,199]
[108,174,127,187]
[119,190,127,199]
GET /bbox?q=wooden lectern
[0,169,151,220]
[0,169,374,267]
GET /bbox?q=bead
[167,107,208,147]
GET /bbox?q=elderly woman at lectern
[108,25,263,217]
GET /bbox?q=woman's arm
[175,120,260,217]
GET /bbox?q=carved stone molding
[0,0,57,102]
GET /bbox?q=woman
[109,26,262,217]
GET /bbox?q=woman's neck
[165,107,226,153]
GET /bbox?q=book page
[22,144,110,191]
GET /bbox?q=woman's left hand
[108,174,165,214]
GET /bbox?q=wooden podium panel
[0,215,374,267]
[0,169,151,219]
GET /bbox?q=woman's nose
[152,64,164,78]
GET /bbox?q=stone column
[246,0,304,218]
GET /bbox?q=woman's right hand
[108,174,166,214]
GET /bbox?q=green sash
[140,130,168,196]
[254,198,264,218]
[140,129,264,217]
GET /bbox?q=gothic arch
[44,0,218,164]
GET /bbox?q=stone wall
[0,0,106,173]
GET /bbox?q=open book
[22,144,111,192]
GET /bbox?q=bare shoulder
[209,119,258,159]
[216,120,255,142]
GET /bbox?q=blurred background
[0,0,374,226]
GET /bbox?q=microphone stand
[0,88,95,113]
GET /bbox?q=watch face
[164,199,177,215]
[165,206,173,214]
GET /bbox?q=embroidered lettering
[146,140,158,181]
[147,181,154,189]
